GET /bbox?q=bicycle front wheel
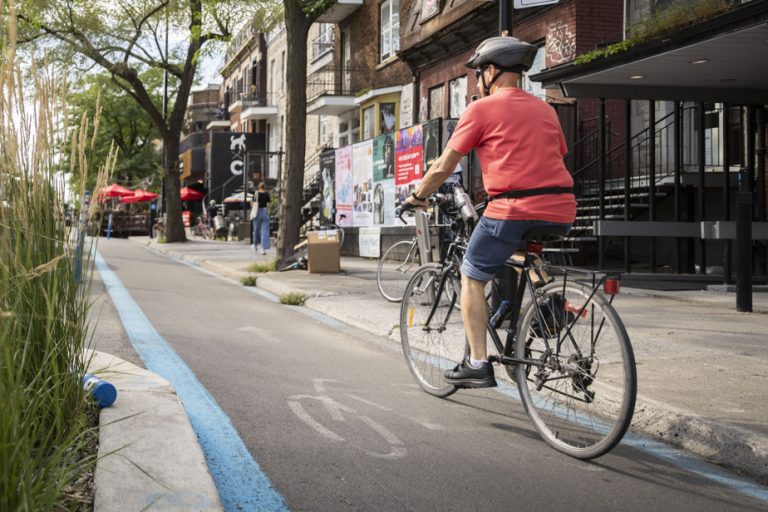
[378,240,420,302]
[515,281,636,459]
[400,263,463,397]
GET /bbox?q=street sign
[514,0,559,8]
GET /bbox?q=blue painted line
[490,378,768,504]
[95,251,289,512]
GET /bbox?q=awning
[532,2,768,103]
[121,189,158,203]
[180,187,204,201]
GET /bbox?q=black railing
[238,92,276,107]
[306,66,364,104]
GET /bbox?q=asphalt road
[96,240,767,512]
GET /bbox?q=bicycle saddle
[521,225,569,243]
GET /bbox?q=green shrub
[241,275,257,286]
[279,292,307,305]
[247,260,277,273]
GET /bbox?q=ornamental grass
[1,2,114,509]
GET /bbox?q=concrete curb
[132,238,768,484]
[89,351,223,511]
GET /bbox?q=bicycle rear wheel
[515,281,636,459]
[378,240,420,302]
[400,263,463,397]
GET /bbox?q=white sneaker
[260,249,267,255]
[250,244,256,252]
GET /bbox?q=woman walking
[251,182,271,255]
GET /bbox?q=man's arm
[405,147,464,207]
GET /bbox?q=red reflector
[527,242,543,254]
[564,300,588,318]
[604,278,620,295]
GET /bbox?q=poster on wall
[395,125,423,186]
[443,118,469,188]
[422,118,441,175]
[334,146,353,226]
[319,150,336,224]
[352,140,373,227]
[373,134,397,226]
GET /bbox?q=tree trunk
[276,1,313,266]
[163,136,186,242]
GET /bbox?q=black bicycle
[398,191,637,459]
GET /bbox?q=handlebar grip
[395,202,416,224]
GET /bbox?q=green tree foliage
[15,0,266,242]
[67,71,166,193]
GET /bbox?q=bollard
[82,372,117,408]
[735,191,753,312]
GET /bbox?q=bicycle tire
[515,280,636,459]
[400,263,463,397]
[378,240,421,302]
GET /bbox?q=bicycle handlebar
[394,193,451,224]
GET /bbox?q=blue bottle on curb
[82,373,117,408]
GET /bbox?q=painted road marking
[288,380,406,460]
[144,245,768,504]
[95,251,288,512]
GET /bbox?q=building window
[522,46,545,99]
[380,0,400,62]
[380,103,396,134]
[319,116,328,145]
[363,106,375,140]
[313,24,334,61]
[281,50,286,87]
[429,85,443,120]
[449,77,467,118]
[269,60,275,95]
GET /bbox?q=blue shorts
[460,217,571,282]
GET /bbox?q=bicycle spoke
[400,265,464,397]
[517,281,636,459]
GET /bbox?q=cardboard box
[307,230,341,273]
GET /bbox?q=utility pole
[499,0,513,35]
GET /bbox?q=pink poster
[334,146,353,226]
[395,125,424,186]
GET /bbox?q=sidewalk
[129,236,768,484]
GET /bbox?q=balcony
[206,107,231,131]
[306,66,364,116]
[237,92,279,121]
[316,0,363,23]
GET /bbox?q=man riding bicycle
[402,36,576,388]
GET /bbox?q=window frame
[379,0,400,62]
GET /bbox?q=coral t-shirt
[447,88,576,224]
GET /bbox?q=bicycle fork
[419,266,458,333]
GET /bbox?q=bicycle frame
[419,241,618,373]
[487,256,617,372]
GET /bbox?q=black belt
[488,187,573,201]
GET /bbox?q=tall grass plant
[1,2,114,509]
